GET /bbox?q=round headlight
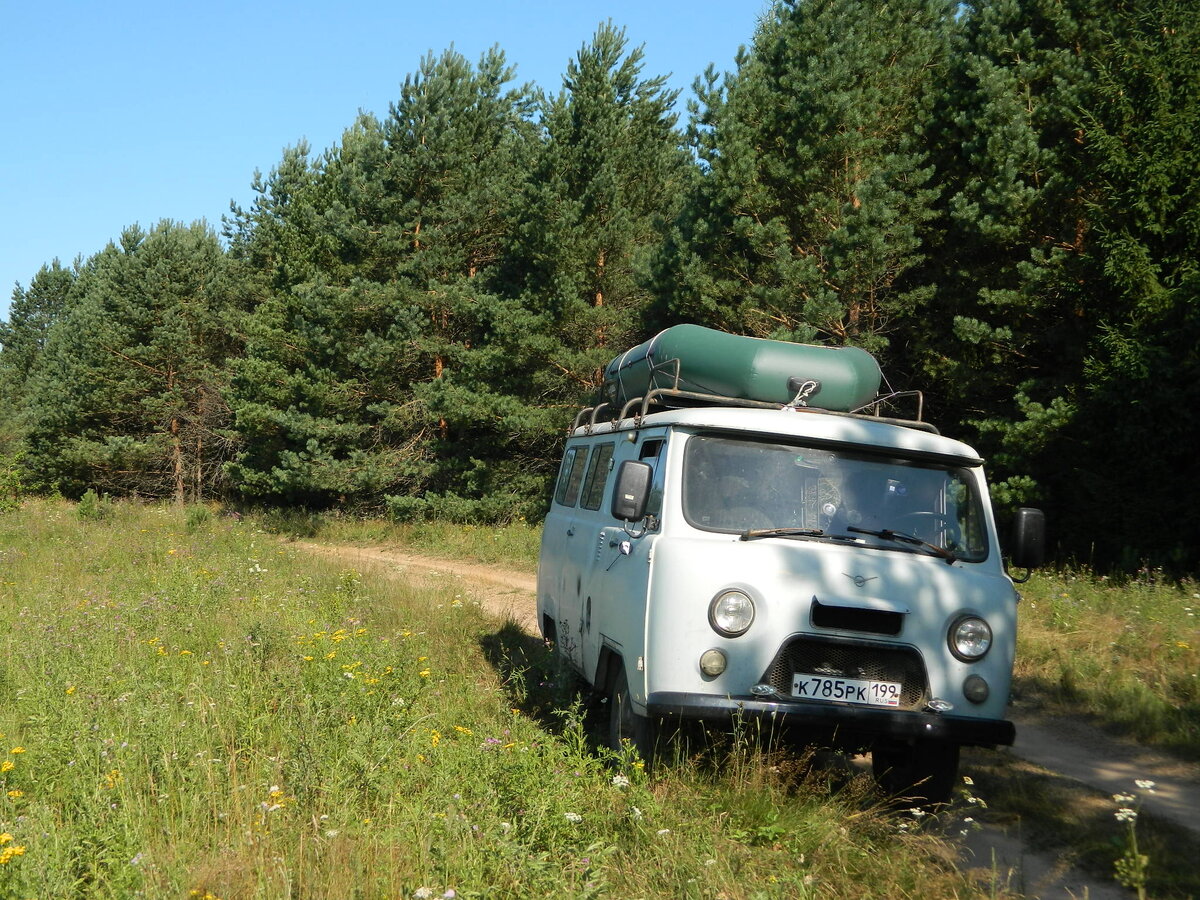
[709,590,755,637]
[949,615,992,661]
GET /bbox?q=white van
[536,326,1045,803]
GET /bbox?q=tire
[608,665,657,764]
[871,740,960,807]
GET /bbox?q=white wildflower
[657,828,671,835]
[611,773,630,789]
[1135,779,1156,792]
[1115,807,1138,824]
[564,812,582,824]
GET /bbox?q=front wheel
[608,665,657,765]
[871,740,960,807]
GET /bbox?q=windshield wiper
[739,527,825,542]
[847,526,958,563]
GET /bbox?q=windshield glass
[682,434,989,561]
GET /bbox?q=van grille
[762,637,928,709]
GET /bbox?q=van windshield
[682,434,989,562]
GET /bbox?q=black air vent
[811,599,903,636]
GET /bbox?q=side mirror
[1010,507,1046,571]
[611,460,652,522]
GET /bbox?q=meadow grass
[0,501,986,899]
[1012,567,1200,757]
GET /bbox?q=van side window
[554,446,588,507]
[580,443,615,511]
[639,439,663,460]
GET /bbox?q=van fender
[594,644,620,696]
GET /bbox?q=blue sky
[1,1,768,317]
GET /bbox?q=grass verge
[0,500,988,899]
[1013,568,1200,757]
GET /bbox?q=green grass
[0,501,987,899]
[1012,567,1200,757]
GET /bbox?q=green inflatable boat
[603,324,881,412]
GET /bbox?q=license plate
[791,673,902,707]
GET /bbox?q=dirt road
[296,540,1200,898]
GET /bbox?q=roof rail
[571,386,937,434]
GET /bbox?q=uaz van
[536,325,1045,802]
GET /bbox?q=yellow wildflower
[66,685,77,695]
[0,833,11,844]
[7,790,24,799]
[419,669,431,678]
[0,844,27,864]
[1,761,13,773]
[430,730,441,747]
[9,748,24,755]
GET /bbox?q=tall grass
[0,501,984,899]
[1013,567,1200,755]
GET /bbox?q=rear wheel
[871,740,960,807]
[608,665,656,764]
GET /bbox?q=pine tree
[1,261,76,395]
[655,0,953,353]
[21,222,240,500]
[226,48,539,511]
[1046,0,1200,569]
[914,0,1120,497]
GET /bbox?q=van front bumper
[646,691,1015,748]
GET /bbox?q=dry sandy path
[295,539,1199,897]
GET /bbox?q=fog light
[699,648,727,676]
[963,674,989,704]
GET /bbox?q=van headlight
[949,615,992,661]
[709,590,755,637]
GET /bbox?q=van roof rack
[571,384,937,435]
